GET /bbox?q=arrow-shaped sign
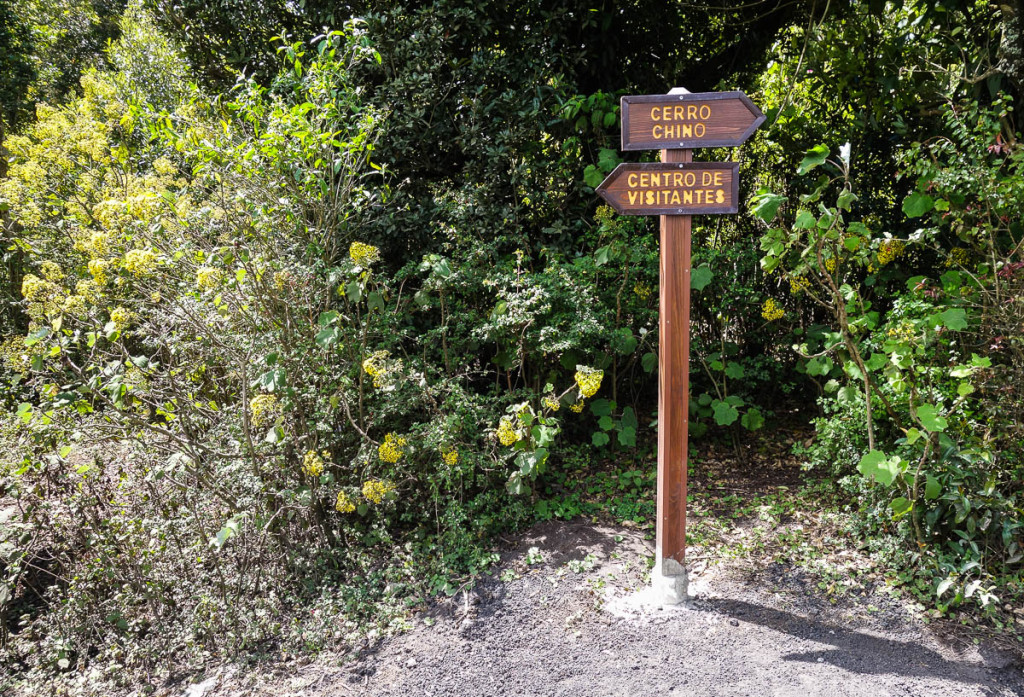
[596,162,739,216]
[620,91,765,151]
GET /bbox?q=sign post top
[620,90,765,151]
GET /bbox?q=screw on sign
[596,88,763,604]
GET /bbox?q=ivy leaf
[916,403,947,432]
[691,265,713,291]
[797,144,829,175]
[584,164,604,188]
[793,210,817,229]
[751,190,787,223]
[712,401,739,426]
[740,408,764,431]
[902,192,934,218]
[617,427,636,447]
[890,497,913,518]
[724,362,745,379]
[858,450,900,486]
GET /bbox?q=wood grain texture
[656,147,691,567]
[621,91,765,151]
[596,162,739,216]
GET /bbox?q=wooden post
[656,146,691,571]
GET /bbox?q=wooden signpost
[597,88,764,603]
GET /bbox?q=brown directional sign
[620,91,765,151]
[596,162,739,216]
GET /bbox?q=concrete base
[652,555,690,606]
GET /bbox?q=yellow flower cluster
[273,271,289,291]
[887,321,915,343]
[76,230,111,259]
[378,432,407,463]
[944,247,970,268]
[124,248,159,276]
[196,266,222,290]
[249,393,280,427]
[762,298,784,321]
[543,396,560,412]
[349,241,380,267]
[302,450,327,477]
[76,279,102,302]
[789,275,811,295]
[877,239,906,265]
[40,261,63,282]
[362,350,398,389]
[110,306,133,331]
[570,401,585,413]
[825,257,838,273]
[62,295,88,318]
[362,479,396,504]
[335,490,357,513]
[574,367,603,398]
[497,417,520,446]
[441,447,459,466]
[633,282,653,301]
[88,259,111,285]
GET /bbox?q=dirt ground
[173,518,1023,697]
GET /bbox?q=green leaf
[843,235,862,252]
[595,245,611,266]
[890,497,913,518]
[16,403,32,424]
[793,210,817,229]
[902,192,934,218]
[957,382,974,397]
[797,145,830,175]
[621,407,638,431]
[345,281,362,303]
[916,403,947,432]
[642,352,658,373]
[712,401,739,426]
[858,450,900,486]
[598,415,615,431]
[936,577,954,598]
[589,399,613,417]
[751,190,787,223]
[592,431,610,447]
[740,408,764,431]
[691,265,713,291]
[905,427,921,445]
[584,164,604,188]
[925,475,941,500]
[938,308,967,331]
[836,189,857,211]
[315,327,340,349]
[724,363,745,379]
[617,427,636,447]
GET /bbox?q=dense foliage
[1,0,1022,686]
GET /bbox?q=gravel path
[334,520,1023,697]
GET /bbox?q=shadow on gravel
[697,598,1018,687]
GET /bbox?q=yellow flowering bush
[362,350,400,389]
[378,432,407,463]
[335,491,357,513]
[349,241,380,267]
[88,258,111,285]
[362,479,396,504]
[302,450,327,477]
[573,366,603,398]
[40,261,64,282]
[788,275,810,294]
[196,266,222,290]
[945,247,971,268]
[761,298,784,321]
[110,306,134,331]
[441,447,459,466]
[497,417,520,445]
[543,396,560,412]
[124,248,159,276]
[249,393,281,427]
[877,239,906,265]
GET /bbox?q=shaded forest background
[1,0,1023,686]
